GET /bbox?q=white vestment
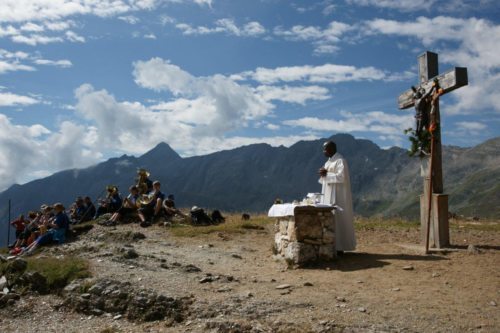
[319,153,356,251]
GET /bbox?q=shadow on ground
[301,252,448,272]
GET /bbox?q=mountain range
[1,134,499,246]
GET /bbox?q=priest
[319,141,356,252]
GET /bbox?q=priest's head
[323,141,337,158]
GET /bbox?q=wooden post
[398,51,468,249]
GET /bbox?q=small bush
[26,256,91,290]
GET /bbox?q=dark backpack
[190,208,212,225]
[211,210,225,224]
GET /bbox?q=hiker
[138,181,165,226]
[162,194,186,220]
[95,186,122,218]
[103,185,140,226]
[69,197,86,224]
[81,196,96,222]
[20,203,70,256]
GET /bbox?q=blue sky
[0,0,499,191]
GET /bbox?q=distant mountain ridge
[1,134,499,246]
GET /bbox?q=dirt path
[1,217,499,332]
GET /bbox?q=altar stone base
[274,206,336,267]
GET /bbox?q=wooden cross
[398,51,468,249]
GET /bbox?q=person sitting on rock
[95,186,122,218]
[70,197,86,224]
[103,185,140,226]
[81,196,96,222]
[21,203,70,256]
[162,194,186,221]
[138,181,165,226]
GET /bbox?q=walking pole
[7,199,11,247]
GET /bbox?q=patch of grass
[26,256,91,290]
[0,247,9,254]
[355,216,420,231]
[170,214,273,237]
[450,222,500,232]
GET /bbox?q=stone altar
[272,205,336,266]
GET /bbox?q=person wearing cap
[20,203,70,256]
[162,194,186,220]
[138,181,165,225]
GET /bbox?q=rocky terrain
[1,215,499,333]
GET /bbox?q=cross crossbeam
[398,67,468,109]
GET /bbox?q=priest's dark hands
[319,167,327,177]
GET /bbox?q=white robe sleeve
[325,159,345,184]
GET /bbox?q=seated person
[12,211,41,250]
[70,197,86,224]
[138,181,164,225]
[81,196,96,222]
[104,185,140,225]
[162,194,186,220]
[95,186,122,218]
[21,203,69,256]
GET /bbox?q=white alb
[319,152,356,251]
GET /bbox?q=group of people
[7,169,187,256]
[97,169,186,227]
[9,202,71,256]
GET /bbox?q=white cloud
[44,20,74,31]
[118,15,140,24]
[366,16,500,113]
[144,33,157,39]
[347,0,495,13]
[0,49,29,59]
[133,58,273,133]
[0,1,211,23]
[133,58,195,95]
[0,60,35,74]
[65,30,85,42]
[347,0,436,11]
[0,91,39,107]
[274,21,351,54]
[255,85,330,105]
[34,58,73,68]
[1,48,74,72]
[455,121,487,131]
[0,114,103,191]
[0,25,19,37]
[20,22,44,32]
[283,111,413,136]
[265,123,280,131]
[11,34,63,45]
[235,63,387,84]
[175,19,266,37]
